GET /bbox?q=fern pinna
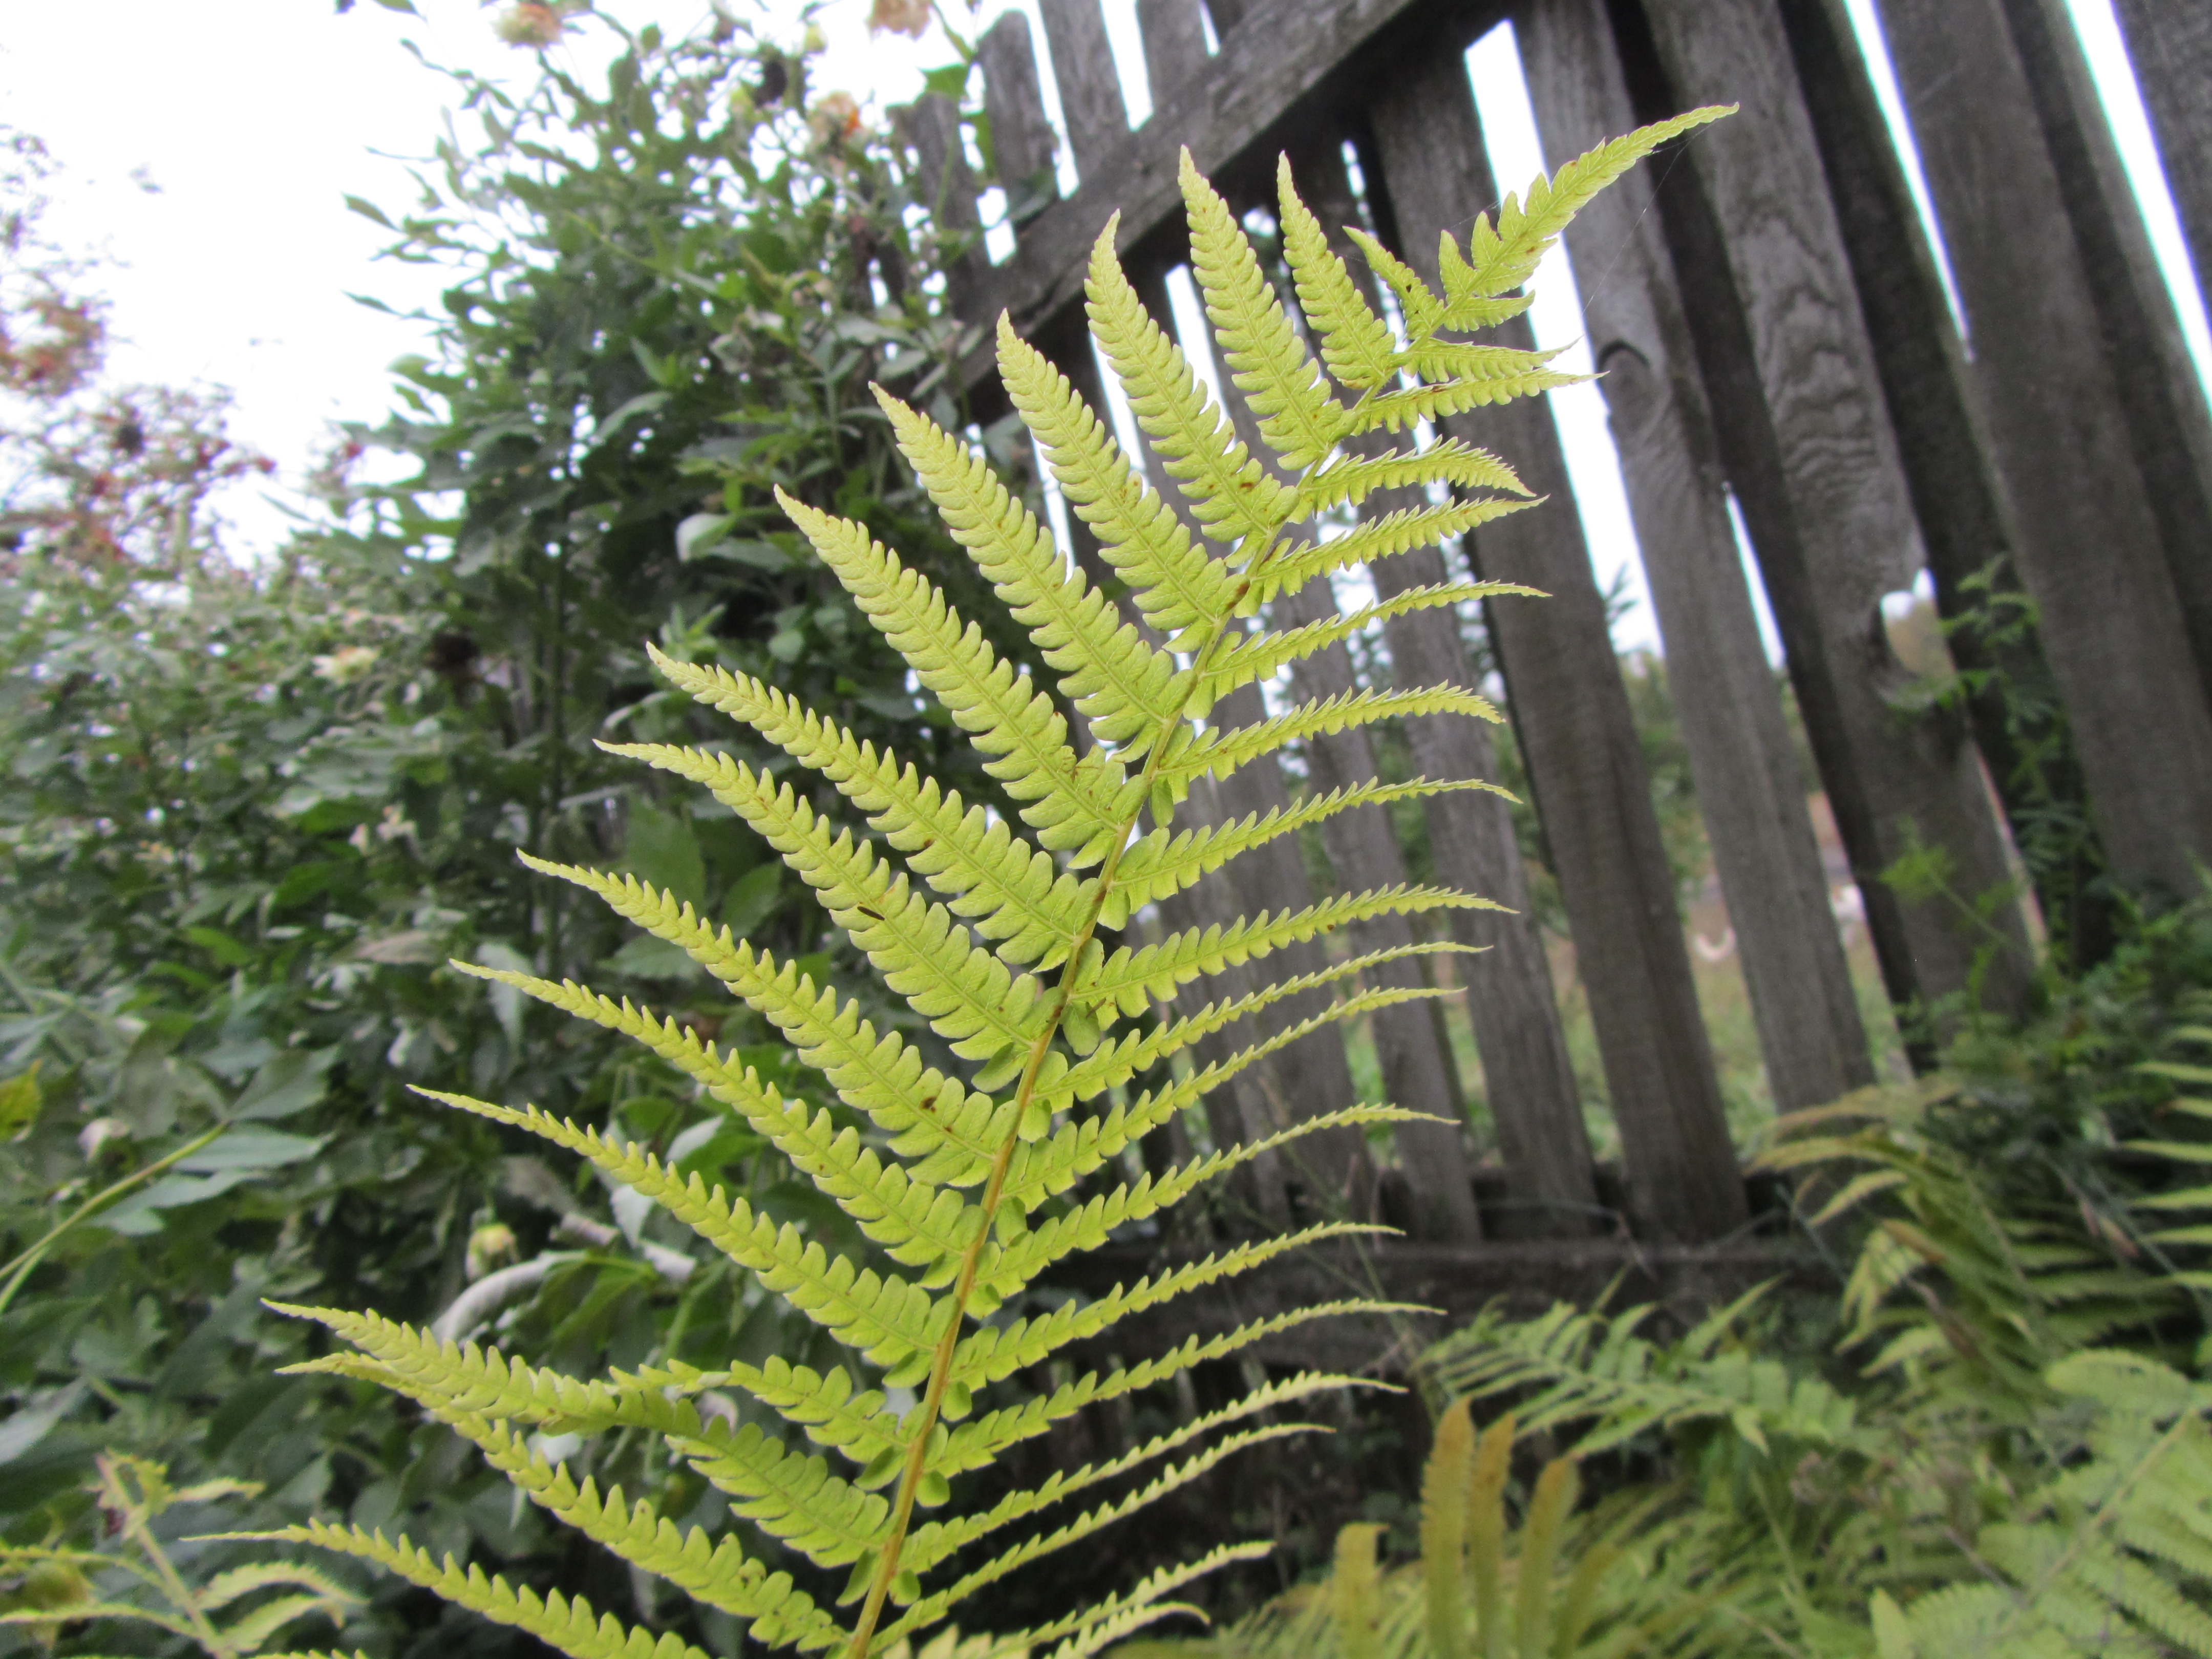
[240,115,1723,1659]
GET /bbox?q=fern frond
[877,388,1191,758]
[232,1523,713,1659]
[1419,1399,1474,1659]
[777,490,1137,863]
[951,1223,1396,1387]
[1298,437,1530,513]
[636,652,1094,968]
[1166,686,1500,793]
[1072,884,1496,1017]
[1428,1299,1859,1456]
[902,1372,1355,1578]
[1248,499,1540,607]
[453,956,1004,1189]
[443,1411,843,1642]
[1196,581,1535,710]
[568,762,1047,1063]
[413,1090,955,1372]
[1277,153,1397,393]
[1083,219,1291,548]
[1181,149,1345,472]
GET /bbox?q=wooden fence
[880,0,2212,1261]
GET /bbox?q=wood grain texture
[1617,0,2032,1038]
[2111,0,2212,299]
[1039,0,1131,177]
[1820,0,2212,899]
[980,9,1060,215]
[1776,0,2119,967]
[1992,0,2212,722]
[1518,0,1873,1113]
[1363,40,1745,1243]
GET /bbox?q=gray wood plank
[1363,40,1745,1243]
[980,9,1060,222]
[1873,0,2212,897]
[1518,0,1873,1114]
[1776,0,2120,967]
[1620,0,2034,1041]
[2110,0,2212,297]
[1991,0,2212,729]
[1038,0,1131,178]
[1137,0,1213,115]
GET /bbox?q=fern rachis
[236,113,1726,1659]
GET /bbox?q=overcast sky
[2,0,2203,659]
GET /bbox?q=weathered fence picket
[1518,0,1875,1117]
[1865,0,2212,899]
[2111,1,2211,353]
[883,0,2212,1277]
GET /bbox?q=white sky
[2,0,2204,660]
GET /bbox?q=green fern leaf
[275,127,1706,1659]
[640,649,1094,967]
[1084,217,1291,549]
[414,1089,958,1367]
[1181,148,1345,472]
[1299,437,1531,514]
[998,317,1243,647]
[1277,153,1397,392]
[777,490,1138,863]
[228,1524,714,1659]
[877,387,1192,757]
